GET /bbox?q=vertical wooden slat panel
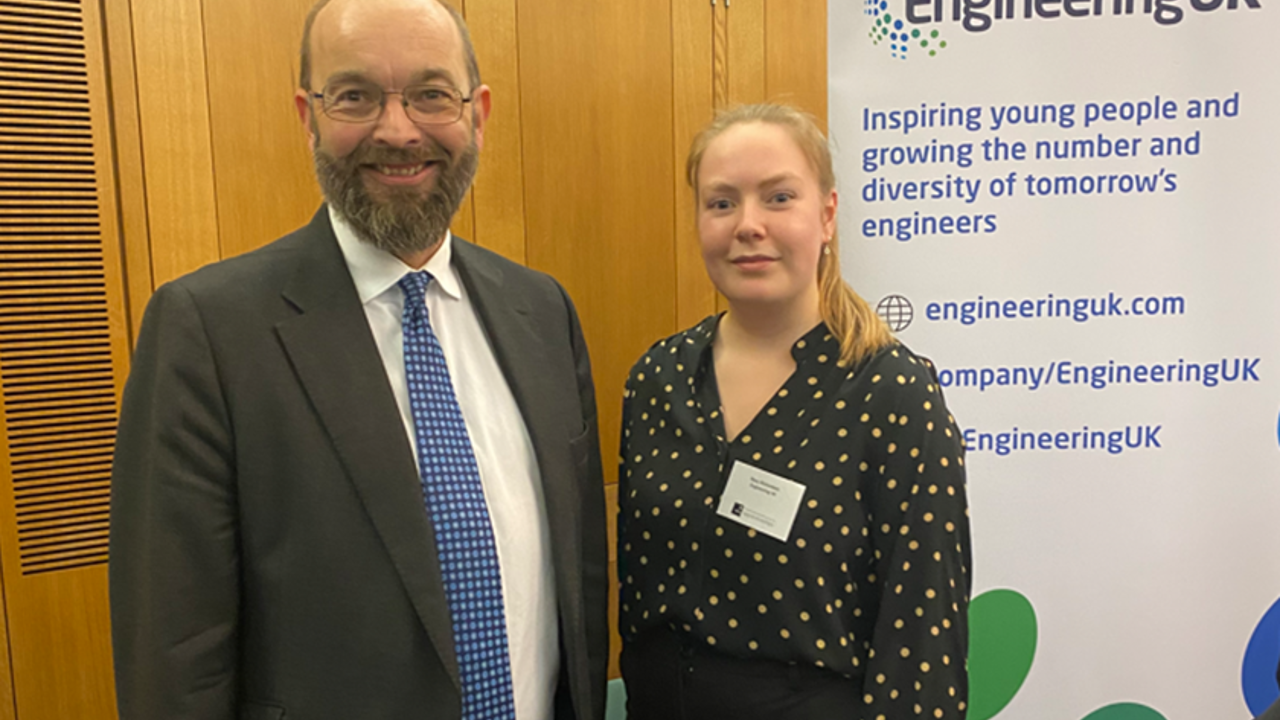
[201,0,318,261]
[465,0,525,264]
[518,0,678,487]
[437,0,476,246]
[727,0,765,106]
[0,0,129,716]
[712,0,728,111]
[450,178,477,243]
[765,0,827,129]
[130,0,219,285]
[673,0,716,331]
[100,0,150,342]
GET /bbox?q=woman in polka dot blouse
[617,104,972,719]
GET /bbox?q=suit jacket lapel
[273,209,460,689]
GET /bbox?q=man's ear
[470,84,492,150]
[295,89,317,147]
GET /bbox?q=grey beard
[313,141,478,259]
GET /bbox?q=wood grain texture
[727,0,765,106]
[129,0,219,285]
[4,570,114,720]
[0,0,129,716]
[712,1,728,111]
[101,0,152,343]
[765,0,827,129]
[517,0,678,490]
[201,0,320,260]
[463,0,525,263]
[439,0,477,245]
[673,0,717,331]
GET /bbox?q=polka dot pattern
[618,318,971,718]
[401,272,515,720]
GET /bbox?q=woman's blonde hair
[686,103,894,367]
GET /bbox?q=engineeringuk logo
[865,0,1261,60]
[865,0,950,59]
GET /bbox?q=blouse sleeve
[859,354,972,720]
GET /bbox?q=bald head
[299,0,480,92]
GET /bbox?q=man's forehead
[310,0,464,79]
[318,0,451,28]
[323,67,461,88]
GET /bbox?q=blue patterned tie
[399,271,516,720]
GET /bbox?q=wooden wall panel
[765,0,828,129]
[129,0,219,286]
[0,0,130,716]
[100,0,150,342]
[673,0,716,331]
[728,0,765,106]
[517,0,678,484]
[440,0,477,245]
[465,0,525,264]
[202,0,318,260]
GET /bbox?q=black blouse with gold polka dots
[618,317,972,719]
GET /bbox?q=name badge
[715,461,806,542]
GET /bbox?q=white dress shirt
[331,208,558,720]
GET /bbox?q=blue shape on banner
[1275,408,1279,447]
[1242,596,1280,715]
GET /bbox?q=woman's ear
[822,188,839,240]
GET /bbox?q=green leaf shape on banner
[968,588,1038,720]
[1079,702,1169,720]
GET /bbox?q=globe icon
[876,295,914,332]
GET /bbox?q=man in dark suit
[108,1,608,718]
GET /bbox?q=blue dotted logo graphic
[865,0,948,59]
[1243,595,1280,716]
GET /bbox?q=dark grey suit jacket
[109,209,608,720]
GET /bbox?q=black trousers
[620,627,862,720]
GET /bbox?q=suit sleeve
[110,281,239,720]
[558,281,610,719]
[860,354,972,720]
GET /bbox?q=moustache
[344,143,452,167]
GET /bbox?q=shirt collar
[329,205,463,303]
[686,314,836,369]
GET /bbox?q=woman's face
[696,121,837,313]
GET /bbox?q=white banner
[830,0,1280,717]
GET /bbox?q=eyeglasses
[309,82,473,125]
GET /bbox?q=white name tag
[715,461,807,542]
